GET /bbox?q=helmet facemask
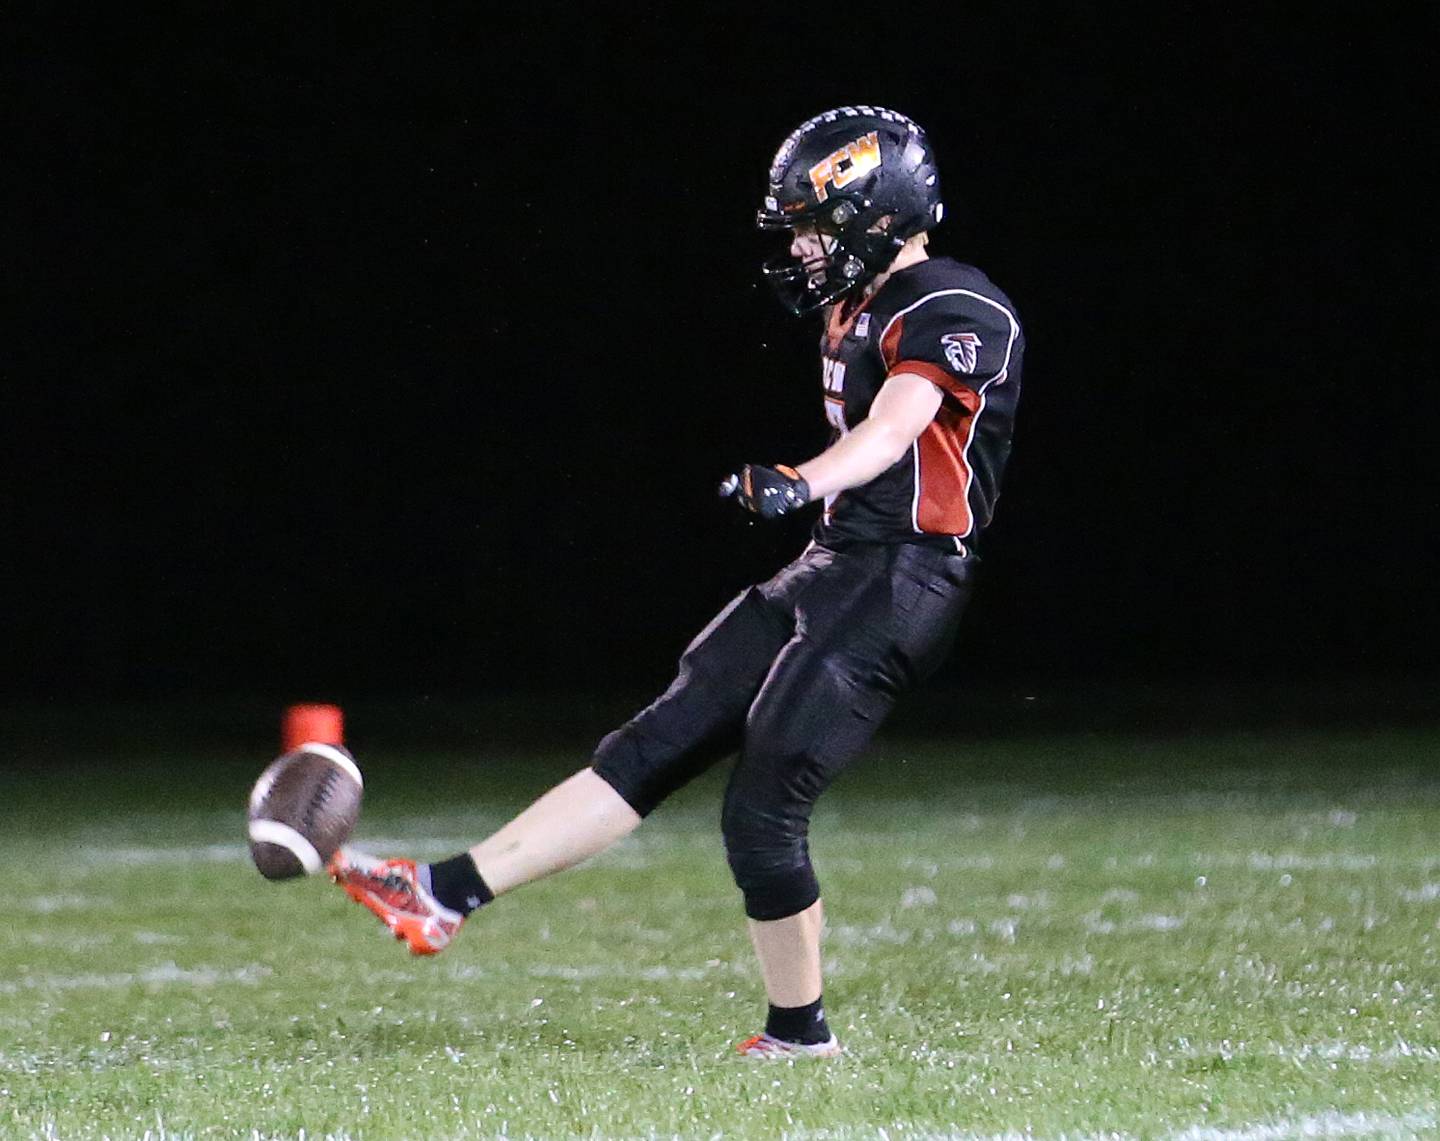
[758,201,906,315]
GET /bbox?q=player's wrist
[719,463,810,519]
[793,461,830,500]
[773,464,811,504]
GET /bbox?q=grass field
[3,722,1439,1139]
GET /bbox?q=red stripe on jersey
[886,358,973,403]
[914,386,982,536]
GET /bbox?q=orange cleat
[735,1032,843,1058]
[328,848,463,956]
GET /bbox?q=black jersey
[812,256,1024,555]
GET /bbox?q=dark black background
[5,6,1434,707]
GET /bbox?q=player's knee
[721,791,821,921]
[724,834,821,921]
[594,589,787,817]
[590,724,670,818]
[591,674,740,817]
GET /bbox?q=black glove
[718,463,811,519]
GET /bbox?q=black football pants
[592,541,974,921]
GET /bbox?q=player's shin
[748,897,825,1006]
[461,767,642,895]
[746,898,834,1045]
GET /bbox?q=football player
[331,106,1024,1058]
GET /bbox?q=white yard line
[68,838,478,867]
[22,894,95,913]
[779,1111,1437,1141]
[76,844,249,866]
[1168,1108,1438,1140]
[1176,1039,1440,1065]
[1193,853,1382,872]
[0,962,271,994]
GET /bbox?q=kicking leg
[333,587,793,954]
[466,767,640,895]
[329,770,637,956]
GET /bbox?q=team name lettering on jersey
[821,357,848,433]
[808,132,882,203]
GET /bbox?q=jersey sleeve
[878,290,1021,401]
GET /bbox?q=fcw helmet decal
[807,131,883,203]
[941,332,982,374]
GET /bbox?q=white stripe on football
[247,818,324,875]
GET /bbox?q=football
[247,742,363,879]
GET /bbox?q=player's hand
[718,464,811,519]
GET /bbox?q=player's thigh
[885,546,975,685]
[727,633,897,836]
[725,547,974,823]
[593,585,793,814]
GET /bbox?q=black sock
[426,853,494,916]
[765,995,830,1045]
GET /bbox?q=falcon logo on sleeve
[940,332,982,374]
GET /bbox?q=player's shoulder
[879,257,1021,332]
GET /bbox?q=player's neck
[864,237,930,300]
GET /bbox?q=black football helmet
[757,106,944,314]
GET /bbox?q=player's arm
[794,372,943,500]
[799,291,1019,501]
[725,292,1017,517]
[720,374,942,516]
